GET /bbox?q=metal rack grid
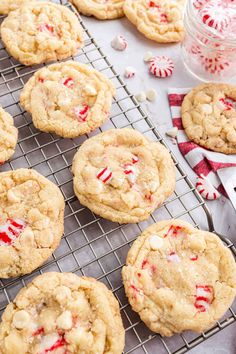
[0,1,235,353]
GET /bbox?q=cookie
[0,169,65,278]
[0,0,29,14]
[122,219,236,336]
[0,107,18,164]
[181,83,236,154]
[0,2,84,66]
[72,128,175,224]
[123,0,186,43]
[70,0,124,20]
[0,272,125,354]
[20,61,115,138]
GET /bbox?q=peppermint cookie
[70,0,124,20]
[122,219,236,336]
[72,129,175,224]
[0,2,84,66]
[123,0,186,43]
[0,169,65,278]
[181,83,236,154]
[0,272,125,354]
[20,61,115,138]
[0,107,18,164]
[0,0,29,14]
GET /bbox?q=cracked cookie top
[181,83,236,154]
[0,107,18,164]
[20,61,115,138]
[122,219,236,336]
[0,169,65,278]
[123,0,186,43]
[0,2,84,66]
[0,272,125,354]
[72,128,175,223]
[70,0,124,20]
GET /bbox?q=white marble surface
[82,15,236,354]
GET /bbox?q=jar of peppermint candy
[182,0,236,82]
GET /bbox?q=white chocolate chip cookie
[122,219,236,336]
[0,169,65,278]
[0,272,125,354]
[0,2,84,66]
[0,107,18,164]
[181,83,236,154]
[70,0,124,20]
[20,61,115,138]
[123,0,186,43]
[72,128,175,224]
[0,0,30,14]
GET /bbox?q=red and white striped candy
[124,66,136,78]
[0,218,25,246]
[132,156,139,164]
[194,285,213,312]
[124,163,137,184]
[196,174,221,200]
[38,333,66,354]
[164,225,186,238]
[62,77,74,89]
[167,251,180,263]
[74,104,89,122]
[96,167,113,184]
[201,4,231,31]
[218,97,235,110]
[37,23,55,34]
[149,56,174,78]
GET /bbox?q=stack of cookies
[0,1,235,354]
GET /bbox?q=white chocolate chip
[143,51,153,62]
[56,310,72,330]
[37,229,54,248]
[200,104,213,114]
[7,190,21,203]
[20,228,35,247]
[149,180,159,193]
[135,91,146,102]
[55,286,71,304]
[146,89,157,102]
[149,235,164,250]
[13,310,30,329]
[166,127,178,138]
[84,84,97,96]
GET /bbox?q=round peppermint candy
[149,56,174,78]
[200,4,231,31]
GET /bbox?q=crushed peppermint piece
[62,77,74,89]
[0,218,25,246]
[124,66,136,78]
[74,104,89,122]
[111,35,127,51]
[96,167,113,184]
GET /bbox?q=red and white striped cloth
[168,88,236,198]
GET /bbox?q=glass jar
[181,0,236,82]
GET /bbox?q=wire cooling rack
[0,1,235,353]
